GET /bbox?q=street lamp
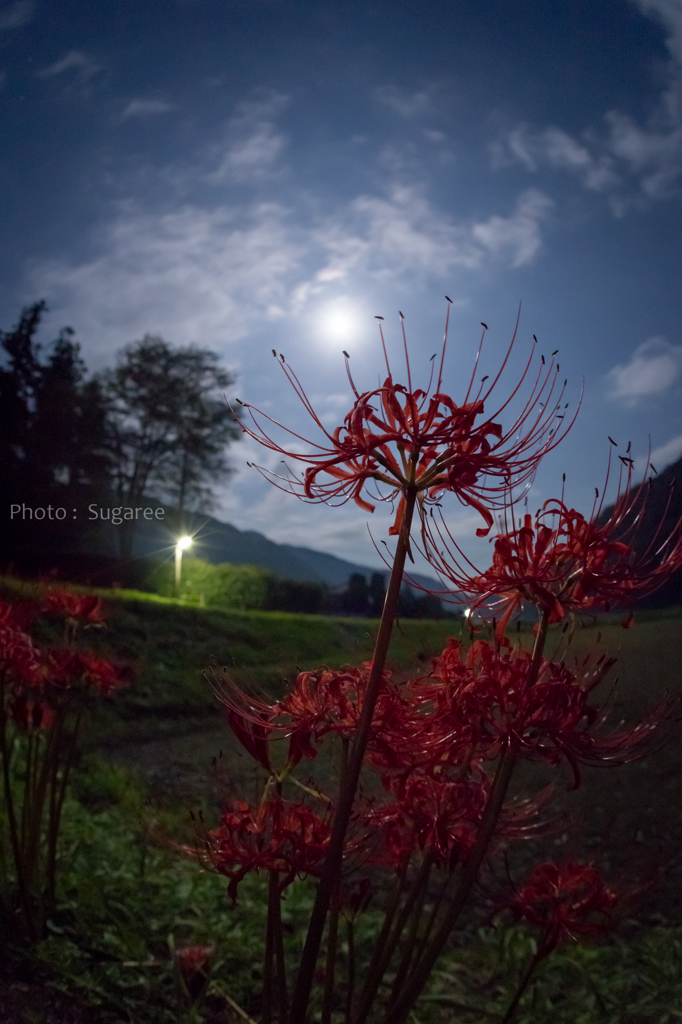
[175,535,192,596]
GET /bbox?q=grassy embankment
[2,576,682,1023]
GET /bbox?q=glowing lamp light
[175,535,193,595]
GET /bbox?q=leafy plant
[0,589,128,942]
[175,304,682,1024]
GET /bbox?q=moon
[317,300,360,345]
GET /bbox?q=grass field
[2,577,682,1023]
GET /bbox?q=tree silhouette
[99,335,241,557]
[344,573,370,616]
[368,572,387,617]
[1,302,111,561]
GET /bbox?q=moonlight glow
[316,301,361,345]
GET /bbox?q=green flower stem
[387,858,434,1010]
[500,949,544,1024]
[321,886,341,1024]
[384,608,552,1024]
[351,860,410,1024]
[263,868,278,1024]
[289,486,418,1024]
[46,710,81,913]
[264,779,286,1024]
[352,852,433,1024]
[345,915,356,1024]
[0,676,37,942]
[23,710,63,904]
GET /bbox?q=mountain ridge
[597,453,682,606]
[130,508,443,594]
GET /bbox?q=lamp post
[175,535,192,597]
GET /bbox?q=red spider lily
[212,661,425,772]
[368,768,490,871]
[0,615,42,689]
[225,705,275,773]
[41,589,105,624]
[424,453,682,634]
[197,798,336,901]
[42,649,128,697]
[208,665,286,770]
[275,662,419,762]
[365,767,555,875]
[506,862,618,958]
[173,944,215,1005]
[235,305,575,537]
[0,596,37,632]
[420,638,666,788]
[174,944,215,977]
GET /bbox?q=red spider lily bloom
[209,666,300,773]
[424,455,682,635]
[174,942,214,983]
[42,649,128,697]
[506,862,618,958]
[212,661,423,771]
[41,590,105,624]
[368,768,490,871]
[0,596,37,631]
[235,305,574,537]
[174,944,215,1003]
[225,706,275,773]
[174,945,215,976]
[197,798,335,901]
[422,639,666,788]
[275,662,418,762]
[0,613,42,689]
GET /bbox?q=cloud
[471,188,554,267]
[374,85,433,118]
[37,49,101,82]
[0,0,33,32]
[27,200,306,361]
[304,185,553,298]
[497,112,682,210]
[348,187,483,274]
[606,336,682,404]
[494,0,682,213]
[120,98,174,120]
[631,0,682,65]
[207,91,288,182]
[28,179,554,365]
[605,107,682,198]
[493,124,621,193]
[635,433,682,474]
[24,79,554,360]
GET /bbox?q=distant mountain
[130,508,443,595]
[597,453,682,607]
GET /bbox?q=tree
[32,328,111,495]
[0,301,45,494]
[344,573,369,616]
[0,302,111,560]
[368,572,387,617]
[99,335,241,557]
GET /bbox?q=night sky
[2,0,682,573]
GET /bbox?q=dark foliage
[0,302,111,564]
[264,576,326,614]
[98,336,241,558]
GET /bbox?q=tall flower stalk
[0,589,127,941]
[183,303,682,1024]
